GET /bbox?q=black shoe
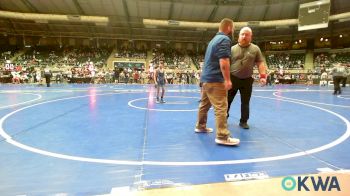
[239,122,250,129]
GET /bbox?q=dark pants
[341,76,347,87]
[227,75,254,123]
[45,75,51,87]
[333,76,343,94]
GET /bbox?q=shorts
[157,83,165,87]
[156,81,165,88]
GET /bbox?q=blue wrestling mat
[0,84,349,195]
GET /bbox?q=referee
[227,27,267,129]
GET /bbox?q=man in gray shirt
[332,63,346,95]
[227,27,267,129]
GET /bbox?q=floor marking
[128,96,200,112]
[0,91,349,166]
[273,92,350,108]
[0,92,42,109]
[337,95,350,100]
[164,101,190,104]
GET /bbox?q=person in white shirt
[320,71,328,86]
[36,69,42,85]
[11,71,20,84]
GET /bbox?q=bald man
[195,18,240,146]
[227,27,267,129]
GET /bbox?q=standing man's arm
[217,39,232,90]
[220,58,232,90]
[256,47,267,86]
[257,61,267,86]
[153,69,157,84]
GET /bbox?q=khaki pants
[196,82,231,139]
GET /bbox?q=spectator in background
[33,71,37,83]
[36,69,42,85]
[20,72,29,83]
[166,72,174,84]
[44,66,52,87]
[341,64,349,87]
[105,70,112,83]
[119,71,125,83]
[114,69,120,83]
[56,72,62,83]
[331,63,346,95]
[320,71,328,86]
[11,70,20,84]
[124,71,129,84]
[186,71,190,84]
[133,70,140,84]
[141,71,147,84]
[266,71,274,86]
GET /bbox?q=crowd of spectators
[58,46,111,67]
[10,46,111,68]
[114,47,147,59]
[265,53,305,69]
[188,50,205,70]
[15,47,63,67]
[0,46,112,84]
[314,52,350,68]
[1,46,349,86]
[150,48,190,70]
[112,67,200,85]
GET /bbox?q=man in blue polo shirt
[195,18,240,146]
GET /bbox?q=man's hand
[259,78,266,86]
[257,61,267,87]
[224,80,232,90]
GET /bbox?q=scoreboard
[3,61,22,71]
[4,62,15,71]
[298,0,331,31]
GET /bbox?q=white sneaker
[194,127,213,133]
[215,137,240,146]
